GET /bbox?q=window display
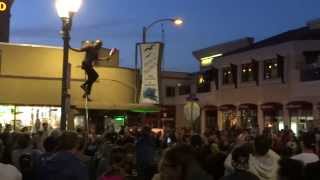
[0,105,61,131]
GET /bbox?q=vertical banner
[139,42,164,104]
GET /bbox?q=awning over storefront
[286,101,313,110]
[203,105,218,111]
[238,103,257,110]
[219,104,236,111]
[76,103,161,112]
[261,102,283,111]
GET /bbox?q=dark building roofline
[193,25,320,61]
[223,26,320,57]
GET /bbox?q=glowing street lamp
[55,0,82,131]
[142,17,184,43]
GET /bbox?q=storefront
[239,104,258,129]
[160,105,176,129]
[219,104,237,129]
[287,101,313,136]
[0,105,61,131]
[203,105,218,130]
[261,102,284,131]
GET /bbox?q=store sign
[0,2,7,12]
[139,42,164,104]
[0,0,12,13]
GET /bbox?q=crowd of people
[0,122,320,180]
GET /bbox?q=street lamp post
[142,18,183,43]
[55,0,82,131]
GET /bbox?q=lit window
[264,59,280,80]
[242,63,254,82]
[223,67,233,84]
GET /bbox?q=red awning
[286,101,313,110]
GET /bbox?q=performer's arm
[97,48,117,61]
[69,44,91,52]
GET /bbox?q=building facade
[0,42,140,131]
[162,21,320,135]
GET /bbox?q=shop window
[240,109,258,129]
[178,85,191,95]
[241,63,254,82]
[166,86,175,97]
[223,67,233,85]
[289,109,313,136]
[0,105,61,131]
[301,51,320,81]
[264,59,280,80]
[197,73,211,93]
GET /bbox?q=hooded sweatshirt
[225,150,280,180]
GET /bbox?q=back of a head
[95,39,103,48]
[232,144,251,170]
[17,133,31,149]
[57,131,80,151]
[159,144,197,177]
[278,158,304,180]
[302,132,315,150]
[110,146,125,165]
[254,135,272,156]
[43,136,58,153]
[190,134,202,148]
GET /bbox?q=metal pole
[60,17,71,131]
[142,27,147,43]
[135,43,139,103]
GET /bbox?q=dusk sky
[10,0,320,72]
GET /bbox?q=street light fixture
[142,17,183,43]
[55,0,82,131]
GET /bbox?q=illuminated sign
[200,53,223,66]
[0,2,7,12]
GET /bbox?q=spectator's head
[42,122,48,131]
[159,144,198,180]
[278,158,304,180]
[141,126,151,136]
[43,136,58,153]
[231,144,251,170]
[17,133,31,149]
[254,135,272,156]
[190,134,202,148]
[302,132,315,150]
[56,131,80,152]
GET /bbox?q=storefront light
[268,65,272,69]
[242,69,246,72]
[248,68,252,72]
[199,76,205,84]
[228,71,231,74]
[200,53,223,66]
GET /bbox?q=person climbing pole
[69,40,116,101]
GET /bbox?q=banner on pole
[139,42,164,104]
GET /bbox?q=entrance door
[206,110,218,130]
